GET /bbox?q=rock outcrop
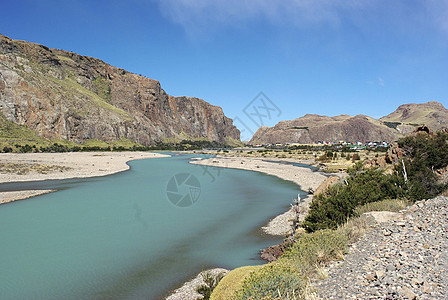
[0,34,240,145]
[260,240,292,262]
[364,142,404,169]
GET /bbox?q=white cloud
[366,77,385,87]
[152,0,448,39]
[427,0,448,35]
[152,0,372,36]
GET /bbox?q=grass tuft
[353,198,409,216]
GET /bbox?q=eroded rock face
[0,34,240,145]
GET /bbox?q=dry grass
[210,266,262,300]
[336,215,373,244]
[195,148,383,172]
[353,198,409,216]
[0,162,71,175]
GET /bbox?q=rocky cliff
[0,34,240,145]
[250,102,448,144]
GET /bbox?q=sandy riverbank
[190,156,328,235]
[0,152,170,204]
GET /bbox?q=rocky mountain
[250,101,448,144]
[380,101,448,133]
[250,114,398,144]
[0,34,240,145]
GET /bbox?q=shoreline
[190,156,325,192]
[190,155,327,236]
[0,151,170,204]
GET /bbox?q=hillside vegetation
[212,129,448,299]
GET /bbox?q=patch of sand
[0,190,55,204]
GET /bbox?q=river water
[0,153,305,299]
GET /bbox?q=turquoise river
[0,153,305,299]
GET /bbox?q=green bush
[397,131,448,200]
[302,168,402,232]
[196,271,225,300]
[399,131,448,170]
[304,131,448,233]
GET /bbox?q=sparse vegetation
[353,198,409,216]
[92,76,112,103]
[196,271,226,300]
[234,263,308,299]
[49,76,133,120]
[233,229,348,299]
[383,121,402,129]
[0,162,71,175]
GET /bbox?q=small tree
[351,153,360,162]
[196,271,225,300]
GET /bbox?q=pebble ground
[314,196,448,299]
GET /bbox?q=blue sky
[1,0,447,138]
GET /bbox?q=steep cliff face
[0,34,240,145]
[250,114,397,144]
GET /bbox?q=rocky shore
[166,268,229,300]
[314,196,448,299]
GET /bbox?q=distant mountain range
[250,101,448,144]
[0,34,240,146]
